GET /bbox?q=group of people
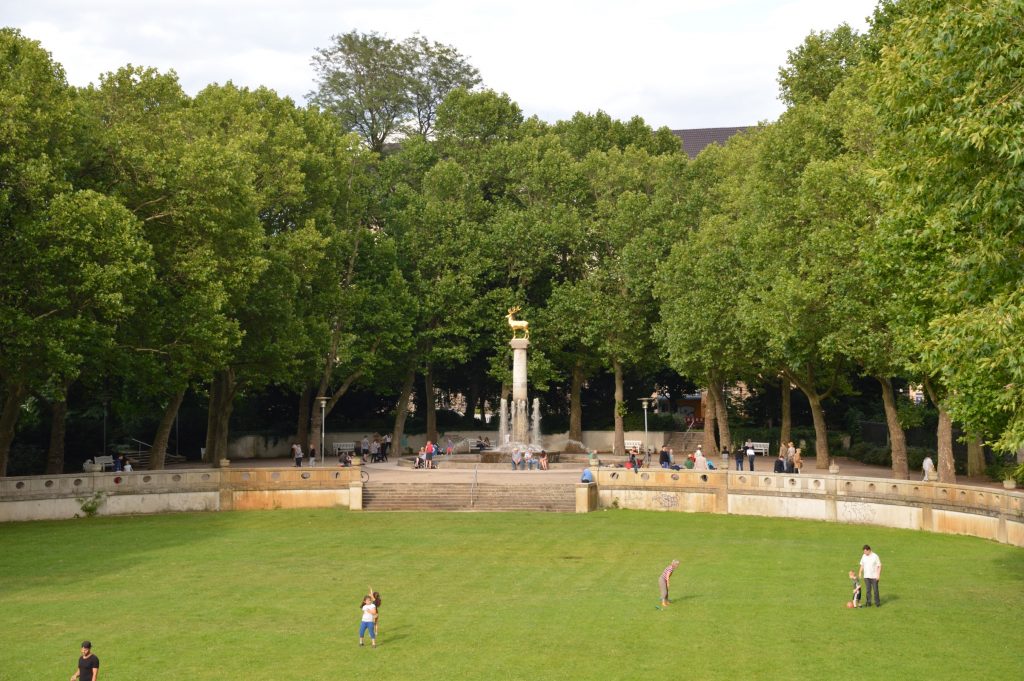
[653,444,716,471]
[415,440,439,468]
[510,449,549,470]
[772,442,803,474]
[358,434,391,463]
[290,442,317,467]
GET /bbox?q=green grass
[1,509,1022,680]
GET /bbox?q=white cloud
[6,0,878,128]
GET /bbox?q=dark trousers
[747,455,755,471]
[735,455,743,470]
[863,578,880,606]
[295,457,302,467]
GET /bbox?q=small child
[359,594,377,648]
[849,570,862,607]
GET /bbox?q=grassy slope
[1,509,1022,680]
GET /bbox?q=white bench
[750,442,771,456]
[333,442,356,455]
[84,455,115,472]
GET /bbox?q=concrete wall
[595,468,1024,547]
[0,468,362,522]
[3,466,1021,548]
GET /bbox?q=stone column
[510,338,529,445]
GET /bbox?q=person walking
[858,544,882,607]
[292,443,303,467]
[745,440,756,471]
[734,445,744,471]
[71,641,99,681]
[659,560,680,608]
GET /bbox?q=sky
[5,0,880,130]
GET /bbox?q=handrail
[470,464,479,508]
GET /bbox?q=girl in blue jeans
[359,595,377,648]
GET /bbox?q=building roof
[672,126,751,159]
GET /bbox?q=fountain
[531,397,541,448]
[498,397,509,447]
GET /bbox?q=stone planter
[828,464,840,474]
[1003,478,1017,490]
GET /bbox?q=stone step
[665,431,703,452]
[362,482,575,512]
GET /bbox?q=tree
[870,0,1024,458]
[310,31,481,153]
[778,24,865,107]
[403,34,482,138]
[1,191,151,474]
[74,67,267,469]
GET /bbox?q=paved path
[176,453,1006,490]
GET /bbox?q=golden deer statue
[506,306,529,340]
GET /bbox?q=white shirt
[860,552,882,580]
[361,603,377,622]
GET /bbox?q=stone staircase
[362,482,576,512]
[665,431,703,453]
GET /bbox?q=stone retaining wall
[2,467,1022,548]
[0,468,362,522]
[595,468,1024,547]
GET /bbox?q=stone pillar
[510,338,529,444]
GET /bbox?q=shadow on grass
[994,550,1024,581]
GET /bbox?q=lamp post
[638,397,651,460]
[318,396,328,466]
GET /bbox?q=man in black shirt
[71,640,99,681]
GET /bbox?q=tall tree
[871,0,1024,459]
[310,31,481,152]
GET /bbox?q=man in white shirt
[858,544,882,607]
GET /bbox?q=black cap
[81,641,92,649]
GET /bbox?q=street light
[638,397,652,461]
[318,396,328,466]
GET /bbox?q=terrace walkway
[174,454,1007,490]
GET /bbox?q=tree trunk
[0,383,27,476]
[391,368,416,457]
[936,406,955,483]
[297,385,312,452]
[805,392,830,469]
[877,377,908,479]
[966,434,984,477]
[45,383,71,475]
[780,379,792,452]
[204,369,236,466]
[713,380,732,452]
[923,378,956,484]
[424,365,437,444]
[151,389,186,470]
[612,360,625,456]
[567,361,585,452]
[702,388,718,455]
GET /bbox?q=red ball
[846,601,854,609]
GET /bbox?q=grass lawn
[1,509,1022,680]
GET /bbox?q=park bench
[750,442,771,456]
[84,455,115,472]
[333,442,356,456]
